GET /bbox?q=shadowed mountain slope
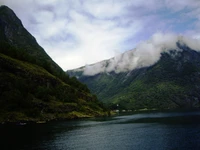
[0,5,108,123]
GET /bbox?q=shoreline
[0,110,111,125]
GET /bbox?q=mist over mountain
[68,34,200,110]
[73,33,200,76]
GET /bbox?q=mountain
[0,5,108,123]
[68,34,200,110]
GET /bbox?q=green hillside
[0,5,108,123]
[69,47,200,111]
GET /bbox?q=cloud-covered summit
[82,33,200,75]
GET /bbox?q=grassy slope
[0,52,108,123]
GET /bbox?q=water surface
[1,110,200,150]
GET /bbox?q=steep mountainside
[68,39,200,110]
[0,5,108,123]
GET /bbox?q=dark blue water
[1,110,200,150]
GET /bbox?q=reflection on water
[1,110,200,150]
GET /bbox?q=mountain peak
[0,6,108,122]
[69,40,200,110]
[0,5,12,11]
[0,5,63,76]
[0,5,36,46]
[0,5,23,26]
[70,33,200,76]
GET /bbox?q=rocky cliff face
[0,5,108,123]
[68,42,200,110]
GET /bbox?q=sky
[1,0,200,71]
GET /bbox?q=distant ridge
[68,34,200,110]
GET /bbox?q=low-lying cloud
[83,32,200,76]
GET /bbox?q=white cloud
[1,0,200,71]
[164,0,200,12]
[83,33,200,75]
[83,0,127,19]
